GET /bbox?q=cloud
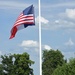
[35,16,49,24]
[55,20,60,24]
[62,51,75,61]
[42,2,75,9]
[41,18,75,31]
[20,40,52,52]
[0,1,27,10]
[40,5,75,31]
[66,9,75,19]
[47,8,75,31]
[0,1,38,11]
[20,40,39,52]
[65,38,74,46]
[43,45,52,50]
[20,40,39,48]
[0,51,2,55]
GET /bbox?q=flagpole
[39,0,42,75]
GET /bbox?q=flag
[9,5,35,39]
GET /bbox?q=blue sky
[0,0,75,75]
[40,0,75,60]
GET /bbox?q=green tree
[52,58,75,75]
[0,52,34,75]
[0,64,4,75]
[42,49,65,75]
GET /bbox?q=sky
[40,0,75,61]
[0,0,75,75]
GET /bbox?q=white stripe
[14,20,34,26]
[24,14,34,16]
[17,24,24,30]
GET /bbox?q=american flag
[9,5,35,39]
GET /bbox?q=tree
[52,58,75,75]
[0,52,34,75]
[0,64,4,75]
[42,49,65,75]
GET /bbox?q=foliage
[42,49,65,75]
[0,52,34,75]
[52,58,75,75]
[0,64,4,75]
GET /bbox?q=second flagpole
[38,0,42,75]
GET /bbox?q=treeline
[42,49,75,75]
[0,49,75,75]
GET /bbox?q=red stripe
[9,26,17,39]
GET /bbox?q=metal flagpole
[39,0,42,75]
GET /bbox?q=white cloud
[0,1,27,10]
[0,51,2,55]
[42,19,75,31]
[40,5,75,31]
[66,9,75,19]
[55,20,60,24]
[65,38,74,46]
[35,16,49,24]
[42,2,75,9]
[0,1,38,11]
[43,45,52,50]
[62,51,75,61]
[20,40,38,48]
[20,40,39,52]
[20,40,52,52]
[54,20,75,29]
